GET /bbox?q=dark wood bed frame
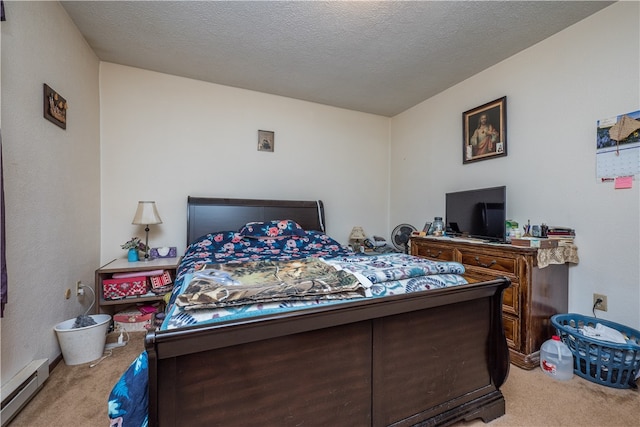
[145,197,510,426]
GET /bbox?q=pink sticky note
[614,176,633,189]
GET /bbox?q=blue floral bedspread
[108,228,467,426]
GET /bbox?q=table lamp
[349,226,366,253]
[132,201,162,260]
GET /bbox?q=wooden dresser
[411,236,571,369]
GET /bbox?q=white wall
[99,63,390,263]
[390,2,640,328]
[0,1,100,382]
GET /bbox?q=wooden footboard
[145,277,510,426]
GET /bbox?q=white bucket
[54,314,111,365]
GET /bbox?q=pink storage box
[103,276,148,300]
[113,308,153,332]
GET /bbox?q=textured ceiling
[61,1,613,117]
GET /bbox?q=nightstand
[94,257,181,315]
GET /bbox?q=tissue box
[103,276,148,300]
[150,247,177,258]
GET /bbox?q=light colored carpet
[8,331,146,427]
[8,332,640,426]
[461,365,639,427]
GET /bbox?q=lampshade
[132,201,162,225]
[349,226,366,241]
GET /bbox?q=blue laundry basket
[551,313,640,389]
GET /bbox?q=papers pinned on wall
[596,110,640,183]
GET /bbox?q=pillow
[239,220,307,238]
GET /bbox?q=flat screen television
[445,186,506,242]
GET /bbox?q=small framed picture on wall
[258,130,274,152]
[43,84,68,130]
[462,96,507,164]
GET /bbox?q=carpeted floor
[462,365,639,427]
[8,331,147,427]
[8,331,640,426]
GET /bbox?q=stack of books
[546,227,575,245]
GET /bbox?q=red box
[149,271,172,289]
[103,276,148,300]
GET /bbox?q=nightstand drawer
[459,250,517,276]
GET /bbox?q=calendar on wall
[596,110,640,181]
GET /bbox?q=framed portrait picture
[258,130,274,152]
[462,96,507,164]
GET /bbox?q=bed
[108,197,510,427]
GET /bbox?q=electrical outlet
[76,280,82,296]
[593,293,608,311]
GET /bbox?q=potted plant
[121,237,148,262]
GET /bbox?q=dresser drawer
[502,282,519,315]
[464,271,519,315]
[459,250,517,277]
[502,314,520,348]
[411,242,455,261]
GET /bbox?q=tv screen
[445,186,506,242]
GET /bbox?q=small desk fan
[391,224,417,253]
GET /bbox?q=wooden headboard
[186,197,326,246]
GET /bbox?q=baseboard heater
[1,359,49,426]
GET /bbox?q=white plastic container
[54,314,111,365]
[540,335,573,381]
